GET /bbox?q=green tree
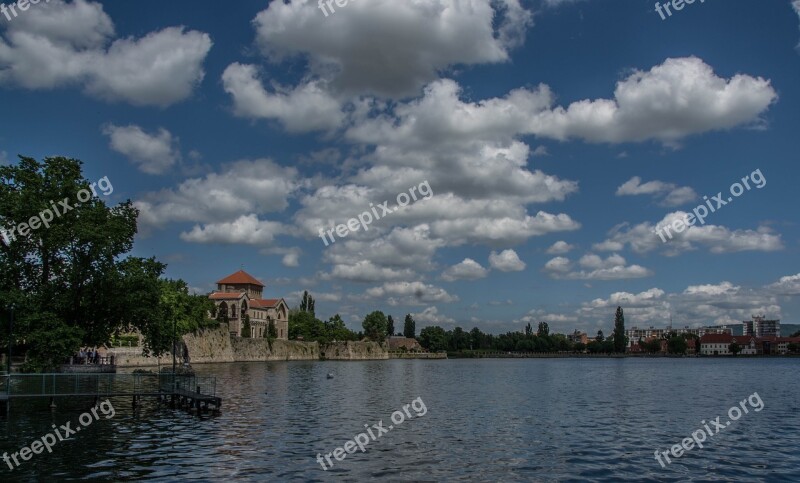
[612,307,627,353]
[729,341,741,356]
[0,156,190,370]
[537,321,550,337]
[403,314,416,338]
[525,323,533,337]
[267,319,277,339]
[667,336,687,354]
[419,326,447,351]
[596,330,604,342]
[300,290,315,315]
[362,311,388,342]
[387,315,395,337]
[241,315,252,338]
[642,339,663,353]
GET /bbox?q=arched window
[231,303,237,319]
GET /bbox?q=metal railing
[0,373,216,398]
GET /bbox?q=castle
[208,270,289,339]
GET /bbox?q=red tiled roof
[209,292,246,300]
[216,270,265,287]
[700,334,734,344]
[251,298,283,308]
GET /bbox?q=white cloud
[546,240,574,255]
[441,258,489,281]
[103,124,180,175]
[543,254,653,280]
[616,176,697,207]
[794,1,800,47]
[365,281,458,306]
[488,249,526,272]
[596,212,784,255]
[525,57,777,145]
[532,145,549,157]
[0,151,8,165]
[222,63,344,132]
[179,214,290,247]
[135,159,299,228]
[250,0,531,98]
[767,273,800,295]
[328,261,416,283]
[0,1,212,106]
[412,306,455,326]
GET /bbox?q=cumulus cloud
[0,1,212,106]
[222,63,344,132]
[364,281,458,306]
[249,0,531,98]
[103,124,180,174]
[441,258,489,281]
[767,273,800,295]
[546,240,574,254]
[794,1,800,47]
[524,57,777,145]
[412,306,456,326]
[616,176,697,207]
[595,212,784,255]
[488,249,526,272]
[543,254,653,280]
[179,214,290,247]
[135,159,299,228]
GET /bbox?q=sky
[1,0,799,336]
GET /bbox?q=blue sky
[1,0,799,335]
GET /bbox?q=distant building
[699,334,800,355]
[208,270,289,340]
[567,330,588,345]
[743,315,780,337]
[625,325,732,347]
[387,336,423,351]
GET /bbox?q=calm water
[1,358,798,482]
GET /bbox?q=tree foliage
[288,310,357,343]
[362,311,388,342]
[300,290,315,315]
[613,306,627,353]
[0,156,213,371]
[387,315,395,337]
[403,314,416,339]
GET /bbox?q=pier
[0,372,222,417]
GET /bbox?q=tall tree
[241,315,252,338]
[596,330,604,342]
[362,311,388,342]
[613,306,627,353]
[419,326,447,351]
[0,156,200,370]
[403,314,416,338]
[300,290,316,315]
[537,321,550,337]
[387,315,395,336]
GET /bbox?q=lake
[1,358,798,481]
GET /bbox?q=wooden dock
[0,372,221,417]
